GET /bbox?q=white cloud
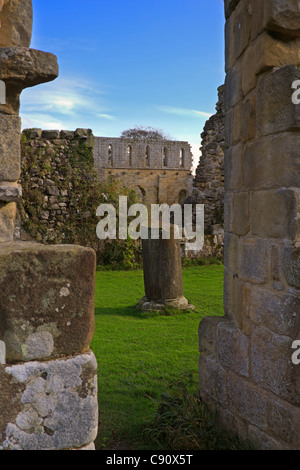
[157,105,212,118]
[20,76,114,130]
[96,113,115,121]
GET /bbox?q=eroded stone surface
[0,0,33,47]
[0,202,16,242]
[0,48,59,114]
[199,0,300,451]
[0,352,98,450]
[0,114,21,180]
[0,242,96,362]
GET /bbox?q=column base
[137,295,194,312]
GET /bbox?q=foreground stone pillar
[0,1,98,450]
[138,225,193,311]
[198,0,300,450]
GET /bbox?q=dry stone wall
[17,128,97,245]
[198,0,300,450]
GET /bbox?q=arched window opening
[108,144,113,166]
[162,147,168,167]
[180,148,185,168]
[145,146,150,167]
[127,145,133,167]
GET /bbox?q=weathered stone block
[243,133,300,191]
[223,232,239,272]
[224,144,244,192]
[232,102,242,145]
[0,0,33,47]
[224,0,241,19]
[248,425,289,450]
[0,182,22,202]
[0,48,59,115]
[230,191,250,236]
[249,287,300,338]
[256,65,300,136]
[282,245,300,289]
[198,354,227,407]
[238,237,270,284]
[60,130,75,140]
[227,371,267,428]
[223,269,247,328]
[224,108,234,148]
[0,242,96,362]
[0,352,98,450]
[251,0,300,40]
[251,189,299,239]
[198,316,226,356]
[225,0,252,70]
[251,326,299,405]
[217,408,248,443]
[240,92,256,142]
[267,399,299,444]
[217,321,249,376]
[0,202,16,242]
[242,33,300,96]
[0,114,21,181]
[41,130,60,140]
[224,60,243,111]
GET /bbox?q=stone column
[0,1,98,450]
[198,0,300,450]
[138,224,194,311]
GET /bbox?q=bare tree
[120,126,172,140]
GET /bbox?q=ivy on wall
[18,129,141,268]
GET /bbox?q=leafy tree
[120,126,171,140]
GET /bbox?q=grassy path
[91,265,224,449]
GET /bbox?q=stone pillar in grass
[0,1,98,450]
[198,0,300,450]
[138,224,194,311]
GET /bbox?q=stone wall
[198,0,300,450]
[0,1,99,451]
[93,137,194,207]
[183,86,225,259]
[17,128,97,245]
[193,85,225,232]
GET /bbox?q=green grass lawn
[91,265,225,449]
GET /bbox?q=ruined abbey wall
[198,0,300,450]
[93,137,194,206]
[193,85,225,232]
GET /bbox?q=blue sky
[20,0,225,168]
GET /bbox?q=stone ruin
[192,85,225,233]
[93,136,194,207]
[0,1,98,450]
[0,0,299,452]
[198,0,300,450]
[184,86,225,260]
